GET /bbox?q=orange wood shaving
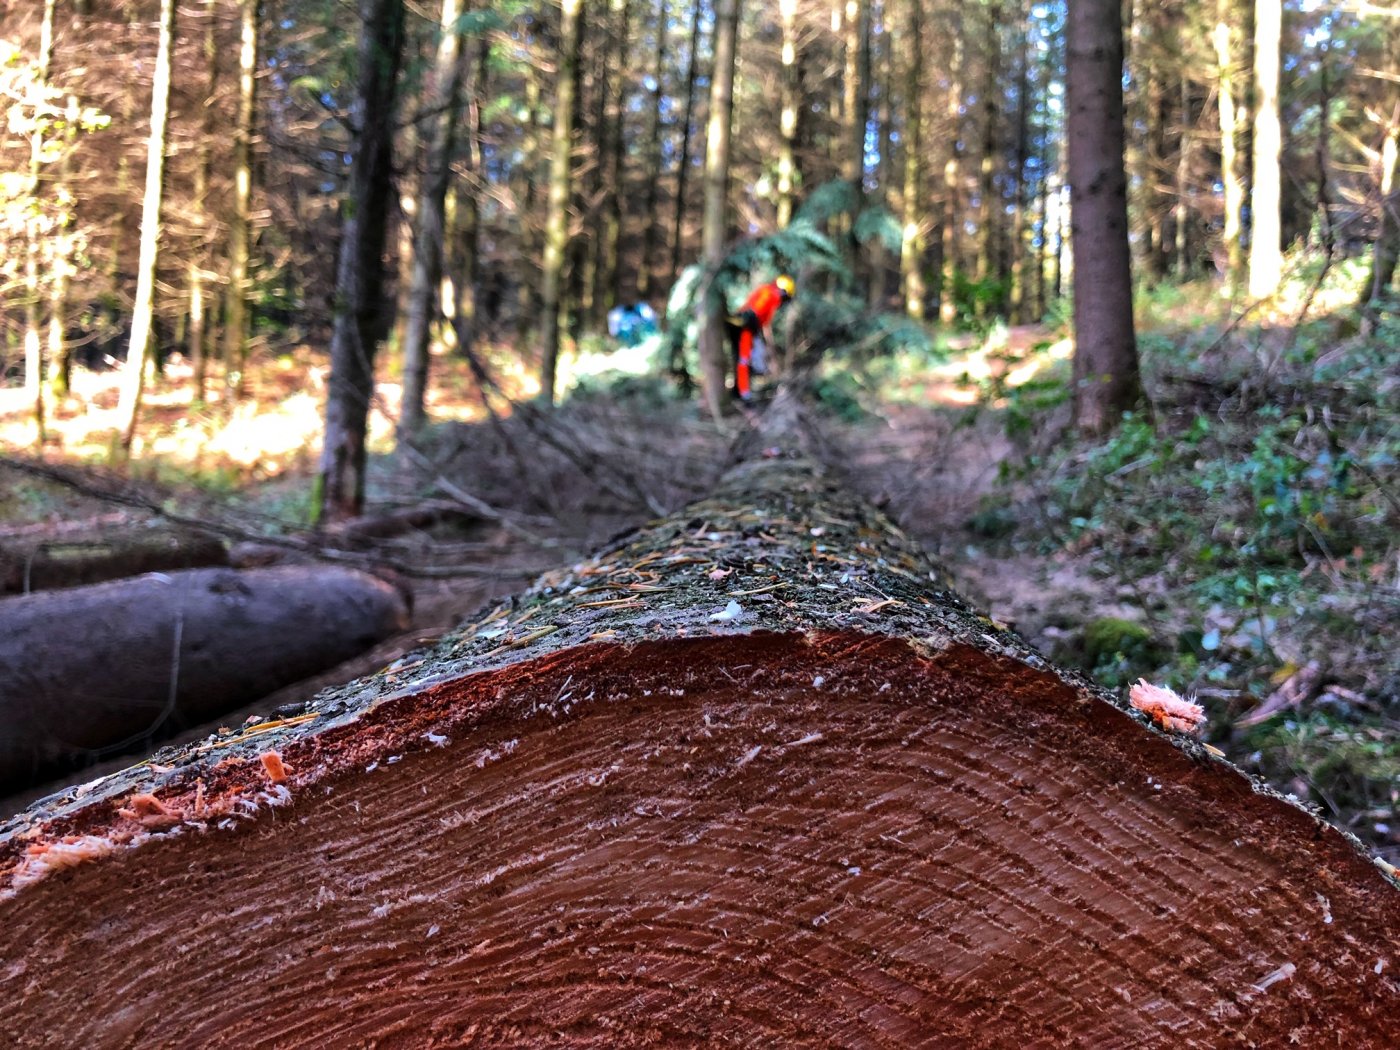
[260,751,289,783]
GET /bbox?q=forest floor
[1,282,1397,863]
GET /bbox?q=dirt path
[832,325,1135,659]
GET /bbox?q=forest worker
[726,274,795,401]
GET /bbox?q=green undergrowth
[965,285,1400,858]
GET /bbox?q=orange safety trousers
[735,326,755,399]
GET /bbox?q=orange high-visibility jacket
[740,282,786,327]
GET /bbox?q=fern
[660,179,944,377]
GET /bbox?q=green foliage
[1247,714,1400,824]
[660,180,944,381]
[989,318,1398,714]
[808,370,868,423]
[449,9,504,36]
[1073,617,1168,689]
[569,369,681,412]
[852,207,903,253]
[946,269,1011,329]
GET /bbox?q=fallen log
[0,522,228,594]
[0,566,409,792]
[1,407,1396,1046]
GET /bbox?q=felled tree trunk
[0,524,228,595]
[1,398,1396,1046]
[0,566,408,793]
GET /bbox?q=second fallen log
[0,565,409,791]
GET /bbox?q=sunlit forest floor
[1,264,1397,862]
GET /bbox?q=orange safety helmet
[776,274,796,299]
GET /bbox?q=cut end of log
[3,631,1397,1046]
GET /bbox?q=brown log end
[1,632,1396,1047]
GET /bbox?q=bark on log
[1,407,1396,1046]
[0,566,409,793]
[0,524,228,595]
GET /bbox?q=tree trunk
[1174,74,1193,280]
[668,0,703,288]
[398,0,467,440]
[44,92,75,401]
[776,0,800,230]
[317,0,406,521]
[975,0,1002,305]
[1067,0,1143,434]
[514,65,542,347]
[446,38,487,356]
[224,0,261,398]
[23,0,57,447]
[868,5,894,308]
[1215,0,1244,292]
[0,566,407,794]
[3,395,1397,1044]
[1364,144,1400,308]
[576,17,606,330]
[637,0,668,299]
[115,0,178,453]
[1008,10,1031,323]
[841,0,871,275]
[1034,131,1050,317]
[597,0,631,315]
[939,9,964,324]
[538,0,583,407]
[698,0,740,422]
[1247,0,1282,299]
[1314,41,1334,260]
[1361,29,1399,309]
[899,0,925,318]
[188,0,219,405]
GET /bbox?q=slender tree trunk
[776,0,800,229]
[1247,0,1282,299]
[1364,130,1400,307]
[1361,31,1400,309]
[899,0,925,318]
[1034,141,1050,317]
[637,0,668,299]
[1215,0,1243,292]
[1314,42,1334,259]
[316,0,406,521]
[46,94,77,400]
[224,0,261,397]
[515,68,541,347]
[46,3,86,402]
[975,0,1002,300]
[23,0,57,447]
[1174,76,1192,280]
[576,19,605,329]
[398,0,466,440]
[597,0,631,313]
[539,0,583,406]
[188,0,219,405]
[841,0,871,275]
[1009,12,1031,323]
[698,0,740,422]
[116,0,178,453]
[1066,0,1142,434]
[939,10,964,324]
[869,4,894,308]
[669,0,703,287]
[448,38,487,356]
